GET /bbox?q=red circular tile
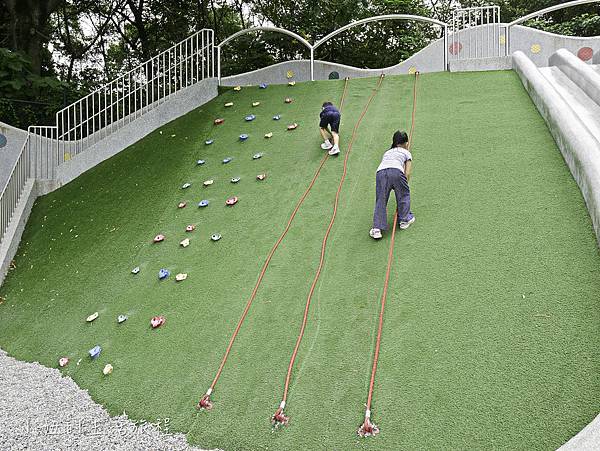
[577,47,593,62]
[449,42,462,55]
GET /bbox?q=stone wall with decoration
[221,25,600,86]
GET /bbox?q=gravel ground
[0,349,211,451]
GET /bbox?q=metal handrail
[507,0,600,27]
[506,0,600,54]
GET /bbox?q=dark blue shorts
[319,112,341,133]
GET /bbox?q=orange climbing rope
[272,74,386,427]
[197,78,350,410]
[358,71,420,438]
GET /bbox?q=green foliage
[0,48,76,128]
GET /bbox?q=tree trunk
[5,0,62,75]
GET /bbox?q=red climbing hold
[151,316,165,328]
[225,196,238,206]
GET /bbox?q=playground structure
[0,1,599,448]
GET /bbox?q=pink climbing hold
[153,234,165,243]
[151,316,165,329]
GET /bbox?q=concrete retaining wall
[550,48,600,107]
[221,38,446,85]
[513,50,600,246]
[51,78,218,193]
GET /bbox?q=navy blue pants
[373,168,413,230]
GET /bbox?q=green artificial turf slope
[1,72,599,450]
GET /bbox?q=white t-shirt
[376,147,412,173]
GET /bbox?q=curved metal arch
[218,26,312,50]
[507,0,600,27]
[313,14,448,50]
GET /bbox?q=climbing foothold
[214,118,224,125]
[230,177,240,183]
[178,202,186,209]
[225,102,234,107]
[89,345,101,359]
[203,180,214,186]
[117,314,128,324]
[197,159,206,166]
[176,273,188,282]
[211,233,221,241]
[103,364,113,375]
[158,268,170,280]
[182,183,191,189]
[180,238,190,248]
[245,114,256,122]
[257,173,267,181]
[131,266,140,274]
[154,234,165,243]
[86,312,99,322]
[198,199,210,207]
[264,132,273,138]
[288,81,296,86]
[284,98,293,104]
[252,102,260,107]
[151,316,165,329]
[226,196,238,206]
[222,157,233,164]
[239,134,249,141]
[233,86,241,91]
[287,123,298,130]
[59,357,69,367]
[259,83,268,89]
[253,153,263,160]
[205,139,214,145]
[186,224,195,232]
[273,115,281,120]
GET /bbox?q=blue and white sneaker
[398,217,415,230]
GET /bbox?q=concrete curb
[550,48,600,107]
[513,51,600,247]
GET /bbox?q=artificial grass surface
[1,71,599,450]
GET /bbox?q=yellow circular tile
[531,44,541,54]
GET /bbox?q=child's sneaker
[328,146,340,156]
[398,217,415,230]
[369,228,382,239]
[321,140,333,150]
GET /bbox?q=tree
[3,0,64,75]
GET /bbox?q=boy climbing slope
[319,101,341,155]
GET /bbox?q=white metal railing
[0,28,215,246]
[451,6,502,60]
[56,28,214,159]
[217,15,450,82]
[506,0,600,55]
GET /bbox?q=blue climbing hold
[239,134,249,141]
[198,199,209,207]
[89,345,101,359]
[159,268,170,280]
[197,159,205,165]
[222,157,233,164]
[205,139,214,145]
[259,83,268,89]
[273,115,281,120]
[245,115,256,122]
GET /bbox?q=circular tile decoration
[64,152,71,162]
[499,35,506,45]
[449,42,462,55]
[577,47,593,62]
[328,71,340,80]
[408,66,418,75]
[0,133,7,148]
[531,44,541,54]
[286,70,294,79]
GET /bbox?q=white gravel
[0,349,210,450]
